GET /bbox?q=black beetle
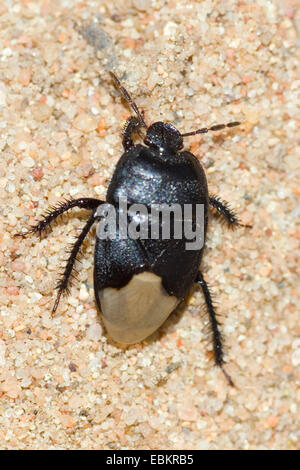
[17,72,250,385]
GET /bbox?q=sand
[0,0,299,450]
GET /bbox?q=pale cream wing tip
[99,272,179,344]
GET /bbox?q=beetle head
[144,122,183,152]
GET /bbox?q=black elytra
[16,71,250,386]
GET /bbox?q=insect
[16,72,250,386]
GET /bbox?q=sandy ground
[0,0,299,450]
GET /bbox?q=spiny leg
[15,197,103,238]
[209,195,252,228]
[196,271,234,386]
[122,116,144,151]
[53,211,99,314]
[181,121,240,137]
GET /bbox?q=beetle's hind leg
[196,272,234,386]
[52,210,100,315]
[15,197,102,238]
[209,195,252,228]
[15,197,104,314]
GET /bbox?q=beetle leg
[122,116,144,150]
[209,195,252,228]
[52,210,100,315]
[196,271,234,387]
[15,197,103,238]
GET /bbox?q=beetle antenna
[181,121,240,137]
[110,71,147,129]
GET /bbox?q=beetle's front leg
[15,197,103,238]
[209,195,251,228]
[122,116,143,151]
